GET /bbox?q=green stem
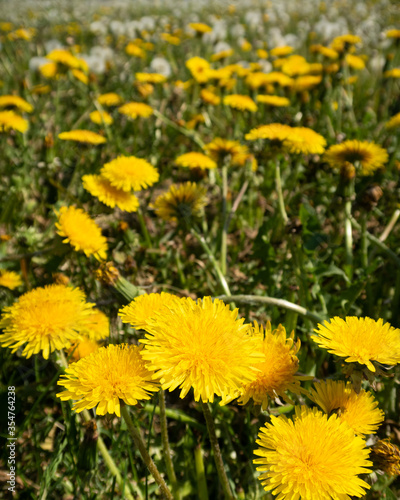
[217,294,325,324]
[159,390,180,499]
[137,207,152,248]
[121,405,174,500]
[194,444,209,500]
[190,227,231,297]
[58,352,135,500]
[344,178,355,280]
[201,401,234,500]
[360,214,368,269]
[220,165,229,276]
[275,159,288,224]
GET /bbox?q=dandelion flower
[0,95,33,113]
[89,110,113,125]
[254,406,372,499]
[238,322,307,410]
[186,57,210,83]
[72,69,89,84]
[125,42,146,58]
[331,34,362,52]
[0,110,28,133]
[175,152,217,170]
[82,175,139,212]
[141,296,262,403]
[151,182,207,223]
[370,439,400,476]
[384,68,400,78]
[188,22,212,34]
[256,95,290,107]
[224,94,257,112]
[200,88,221,106]
[0,284,94,359]
[284,126,327,155]
[313,317,400,372]
[386,29,400,39]
[118,102,153,119]
[291,75,322,92]
[270,46,294,57]
[68,338,100,361]
[100,156,159,192]
[79,309,110,342]
[135,72,167,84]
[245,123,293,143]
[56,206,108,260]
[324,140,388,175]
[345,54,366,70]
[58,130,106,145]
[119,292,180,330]
[204,138,250,166]
[309,380,384,435]
[97,93,123,107]
[386,112,400,129]
[57,344,159,416]
[0,270,22,290]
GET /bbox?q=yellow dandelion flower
[256,95,290,107]
[0,284,94,359]
[39,62,58,79]
[331,34,362,52]
[175,152,217,170]
[119,292,180,330]
[281,55,311,76]
[284,126,326,155]
[386,29,400,39]
[82,174,139,212]
[245,123,293,143]
[58,130,106,145]
[71,69,89,84]
[204,138,249,166]
[57,344,159,416]
[313,317,400,372]
[0,95,33,113]
[210,49,234,62]
[324,140,388,175]
[0,110,28,133]
[161,33,181,45]
[292,74,322,92]
[254,406,372,498]
[223,94,257,112]
[270,46,294,57]
[345,54,366,70]
[200,88,221,106]
[186,114,205,129]
[141,296,262,403]
[100,156,159,192]
[135,72,167,84]
[241,40,252,52]
[89,110,113,126]
[263,71,294,87]
[118,102,153,119]
[238,322,307,410]
[257,49,269,59]
[186,57,210,83]
[311,44,339,60]
[8,28,35,41]
[56,206,108,260]
[0,270,22,290]
[188,22,212,34]
[135,82,154,98]
[125,42,146,58]
[386,112,400,129]
[384,68,400,78]
[79,309,110,342]
[151,182,207,223]
[245,72,270,90]
[370,439,400,476]
[46,49,87,71]
[309,380,384,435]
[68,338,100,362]
[96,93,123,107]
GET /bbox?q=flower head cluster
[223,94,257,112]
[140,296,263,403]
[175,152,217,170]
[58,130,106,145]
[254,406,372,499]
[238,322,307,410]
[204,138,250,166]
[151,182,207,223]
[82,175,139,212]
[0,284,94,359]
[0,270,22,290]
[56,206,108,260]
[118,102,153,120]
[309,380,384,435]
[0,110,29,133]
[324,140,388,175]
[0,95,33,113]
[100,156,159,192]
[57,344,159,416]
[313,316,400,372]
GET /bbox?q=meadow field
[1,0,400,498]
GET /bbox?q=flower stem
[275,159,288,224]
[220,165,229,276]
[121,405,174,500]
[159,390,180,499]
[58,352,135,500]
[201,400,234,500]
[344,178,354,280]
[190,227,231,297]
[137,206,152,248]
[217,294,325,324]
[194,444,209,500]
